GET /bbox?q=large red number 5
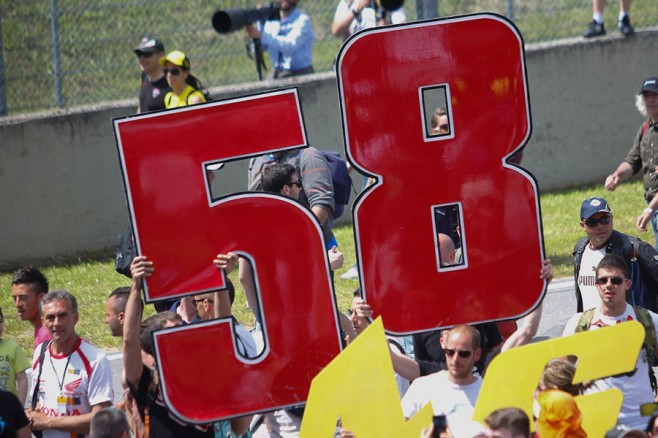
[113,89,341,422]
[338,15,545,333]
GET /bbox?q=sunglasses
[444,348,473,358]
[136,51,154,58]
[595,276,625,286]
[164,67,183,76]
[584,215,611,227]
[287,180,303,188]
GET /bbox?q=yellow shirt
[0,339,30,396]
[164,85,206,108]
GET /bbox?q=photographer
[244,0,314,79]
[332,0,406,41]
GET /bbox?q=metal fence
[1,0,657,116]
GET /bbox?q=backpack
[641,119,651,139]
[115,224,136,278]
[575,306,657,391]
[296,150,353,220]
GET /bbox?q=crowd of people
[3,0,658,436]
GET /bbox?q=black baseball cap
[639,77,658,95]
[134,37,164,54]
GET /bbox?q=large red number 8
[337,15,546,333]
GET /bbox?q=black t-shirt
[0,390,29,437]
[138,73,170,113]
[132,366,213,438]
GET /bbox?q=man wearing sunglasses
[573,197,658,312]
[134,36,170,113]
[401,325,486,438]
[563,254,658,431]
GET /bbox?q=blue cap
[580,197,612,219]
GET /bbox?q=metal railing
[1,0,656,116]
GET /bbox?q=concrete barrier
[2,28,658,268]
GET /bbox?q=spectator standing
[160,50,206,108]
[124,256,251,437]
[536,390,587,437]
[245,0,314,79]
[573,197,658,312]
[90,407,130,438]
[105,287,129,338]
[0,307,30,405]
[401,325,486,437]
[134,36,170,113]
[583,0,634,37]
[244,151,336,327]
[484,408,531,438]
[0,389,31,438]
[605,77,658,247]
[563,254,658,430]
[332,0,406,41]
[10,266,51,348]
[28,290,114,436]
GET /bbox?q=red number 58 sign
[113,13,544,423]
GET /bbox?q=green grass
[1,178,653,353]
[3,0,658,115]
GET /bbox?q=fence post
[506,0,514,20]
[416,0,438,20]
[0,16,7,116]
[50,0,63,109]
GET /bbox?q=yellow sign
[300,318,433,436]
[475,322,642,437]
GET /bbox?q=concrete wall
[2,28,658,268]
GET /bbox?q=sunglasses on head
[595,275,625,286]
[444,348,473,358]
[136,51,154,58]
[164,67,183,76]
[584,215,611,227]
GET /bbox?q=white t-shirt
[235,323,258,358]
[387,335,411,398]
[334,1,406,38]
[577,245,606,310]
[563,305,658,429]
[401,371,485,437]
[32,338,113,438]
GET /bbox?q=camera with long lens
[212,3,280,34]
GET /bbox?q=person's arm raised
[123,256,153,389]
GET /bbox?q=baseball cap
[580,197,612,219]
[134,36,164,54]
[605,426,647,438]
[159,50,191,70]
[639,77,658,95]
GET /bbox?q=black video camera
[212,3,280,34]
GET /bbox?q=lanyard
[49,347,74,393]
